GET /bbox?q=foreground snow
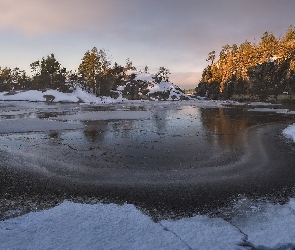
[1,199,295,250]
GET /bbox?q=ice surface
[0,118,84,133]
[1,199,295,250]
[54,110,153,121]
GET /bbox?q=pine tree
[30,53,67,91]
[154,66,171,83]
[206,51,216,65]
[144,65,149,73]
[78,47,111,95]
[125,58,136,70]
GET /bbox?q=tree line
[195,25,295,101]
[0,47,171,96]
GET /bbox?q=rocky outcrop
[113,72,191,101]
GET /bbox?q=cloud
[0,0,117,35]
[2,1,295,45]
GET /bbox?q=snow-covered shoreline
[0,88,125,104]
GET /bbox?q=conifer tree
[206,51,216,65]
[30,53,67,91]
[78,47,111,95]
[154,66,171,83]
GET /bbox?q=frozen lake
[1,100,295,221]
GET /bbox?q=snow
[0,87,126,104]
[0,202,186,250]
[269,56,280,62]
[146,81,189,100]
[1,199,295,250]
[248,107,292,114]
[283,123,295,142]
[232,200,295,249]
[134,71,155,82]
[160,216,244,249]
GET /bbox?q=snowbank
[283,123,295,142]
[0,88,125,104]
[1,199,295,250]
[232,199,295,249]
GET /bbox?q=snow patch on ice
[283,123,295,142]
[249,107,292,114]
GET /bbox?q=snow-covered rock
[116,71,191,101]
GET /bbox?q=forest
[195,25,295,101]
[0,47,171,98]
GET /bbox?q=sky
[1,0,295,89]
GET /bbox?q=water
[1,101,295,220]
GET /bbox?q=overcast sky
[1,0,295,89]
